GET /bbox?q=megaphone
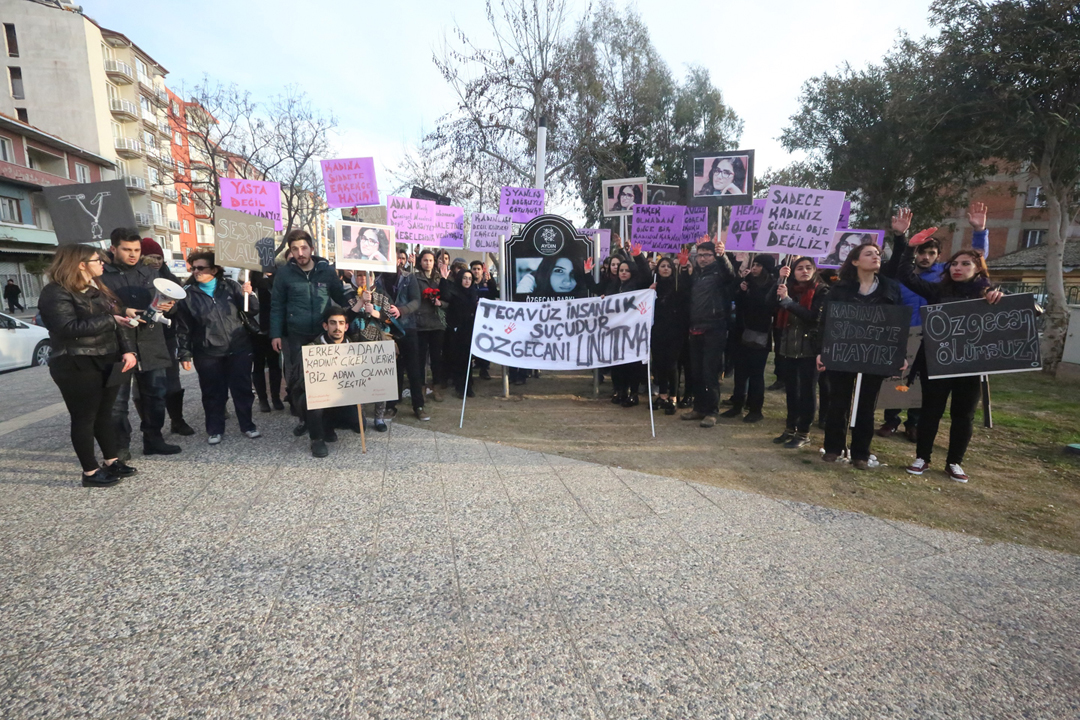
[145,278,187,327]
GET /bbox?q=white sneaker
[244,429,261,439]
[208,434,222,445]
[907,458,929,475]
[946,464,969,483]
[402,388,411,399]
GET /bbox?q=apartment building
[0,0,182,258]
[0,111,113,303]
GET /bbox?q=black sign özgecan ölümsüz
[920,293,1041,379]
[821,302,911,376]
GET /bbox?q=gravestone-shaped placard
[43,179,137,245]
[920,294,1041,379]
[821,302,910,376]
[505,214,596,303]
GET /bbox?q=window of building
[117,159,129,176]
[1025,185,1047,208]
[0,136,13,163]
[183,219,190,234]
[0,196,21,223]
[156,234,166,249]
[4,24,18,58]
[140,94,152,113]
[173,130,183,145]
[180,190,190,205]
[1023,229,1046,248]
[170,100,179,115]
[8,67,24,100]
[75,163,90,183]
[152,200,164,224]
[148,166,160,186]
[176,160,185,176]
[15,108,26,123]
[135,57,149,81]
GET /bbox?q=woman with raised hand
[38,244,139,486]
[771,257,829,449]
[899,229,1004,483]
[723,254,777,423]
[609,244,650,407]
[650,256,689,415]
[818,242,904,469]
[175,251,261,446]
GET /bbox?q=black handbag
[741,328,770,349]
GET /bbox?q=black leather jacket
[175,279,257,360]
[99,259,175,371]
[38,282,134,359]
[689,256,738,332]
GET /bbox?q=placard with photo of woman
[817,229,886,268]
[601,177,647,217]
[334,220,397,273]
[686,149,755,207]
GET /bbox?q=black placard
[920,294,1042,379]
[821,302,911,376]
[43,179,137,246]
[505,214,595,303]
[410,186,452,206]
[646,184,682,206]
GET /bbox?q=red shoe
[906,458,929,475]
[875,423,899,438]
[946,464,969,483]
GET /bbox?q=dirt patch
[404,367,1080,554]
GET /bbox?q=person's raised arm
[967,201,989,255]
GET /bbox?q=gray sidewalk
[0,367,1076,718]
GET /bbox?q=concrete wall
[0,2,104,156]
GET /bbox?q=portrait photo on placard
[601,177,647,217]
[335,220,396,273]
[686,149,755,207]
[818,229,885,268]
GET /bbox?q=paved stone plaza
[0,367,1077,718]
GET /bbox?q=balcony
[113,136,142,158]
[123,174,147,192]
[135,212,152,227]
[109,98,138,121]
[153,214,167,229]
[103,59,135,84]
[164,188,178,201]
[158,120,171,135]
[141,108,158,127]
[169,220,182,232]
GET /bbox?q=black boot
[143,434,182,455]
[167,390,195,436]
[720,405,743,418]
[663,398,676,416]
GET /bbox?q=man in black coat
[4,279,24,313]
[99,228,182,458]
[681,240,738,428]
[469,259,498,380]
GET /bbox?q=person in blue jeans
[878,203,990,441]
[175,252,261,445]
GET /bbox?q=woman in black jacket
[444,268,481,398]
[770,257,828,448]
[650,257,688,415]
[722,254,777,423]
[610,249,650,407]
[175,251,260,445]
[39,244,139,486]
[818,243,904,469]
[899,239,1003,483]
[413,249,450,403]
[249,270,283,412]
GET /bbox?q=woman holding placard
[610,247,650,407]
[413,249,450,403]
[650,257,689,415]
[899,233,1003,483]
[817,243,903,469]
[771,257,829,449]
[723,254,777,423]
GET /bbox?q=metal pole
[499,233,510,399]
[593,232,601,398]
[646,354,655,438]
[459,351,473,429]
[535,116,547,189]
[243,269,250,312]
[849,373,863,429]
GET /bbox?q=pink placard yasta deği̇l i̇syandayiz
[220,178,283,232]
[499,186,546,223]
[321,157,378,209]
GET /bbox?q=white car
[0,312,51,371]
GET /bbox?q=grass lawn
[407,365,1080,555]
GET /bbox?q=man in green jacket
[270,229,353,435]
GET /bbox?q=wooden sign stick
[357,404,367,453]
[981,374,993,429]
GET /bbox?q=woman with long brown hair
[38,244,139,486]
[899,240,1004,483]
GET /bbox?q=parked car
[0,311,50,371]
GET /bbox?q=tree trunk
[1038,179,1069,374]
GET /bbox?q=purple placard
[220,178,282,231]
[499,186,546,223]
[817,229,886,268]
[432,205,465,248]
[754,185,847,255]
[677,206,709,246]
[838,201,851,229]
[727,199,765,252]
[578,228,612,258]
[321,157,378,209]
[470,213,513,252]
[387,195,435,245]
[632,204,684,253]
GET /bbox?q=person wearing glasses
[38,244,139,486]
[174,252,261,445]
[697,157,747,197]
[679,239,738,428]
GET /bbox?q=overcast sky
[86,0,935,215]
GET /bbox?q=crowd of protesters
[37,202,997,485]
